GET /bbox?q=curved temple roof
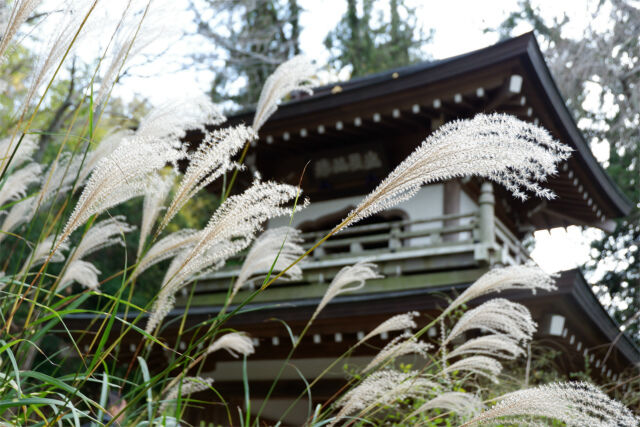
[227,32,631,231]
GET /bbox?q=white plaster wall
[460,189,478,214]
[400,184,444,246]
[267,194,363,229]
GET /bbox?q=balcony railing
[193,183,530,295]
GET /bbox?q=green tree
[494,0,640,339]
[324,0,430,77]
[192,0,301,108]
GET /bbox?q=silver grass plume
[145,181,304,334]
[70,216,135,262]
[447,334,525,361]
[77,130,132,184]
[59,260,100,290]
[57,216,133,291]
[159,376,213,414]
[444,265,556,316]
[444,299,536,345]
[337,114,571,232]
[0,162,41,208]
[207,332,255,358]
[313,262,382,321]
[231,227,304,302]
[411,392,484,419]
[359,311,419,344]
[0,134,38,176]
[93,1,165,109]
[440,355,503,383]
[136,96,225,145]
[0,0,42,60]
[63,136,183,241]
[25,1,97,108]
[20,235,69,273]
[133,229,199,279]
[159,125,254,233]
[362,332,432,373]
[463,382,639,427]
[38,152,83,208]
[138,172,174,259]
[252,55,315,132]
[333,370,437,424]
[0,198,35,244]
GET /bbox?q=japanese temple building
[73,32,638,425]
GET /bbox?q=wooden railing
[195,209,529,289]
[495,218,531,265]
[300,211,477,258]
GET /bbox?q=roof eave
[520,35,633,217]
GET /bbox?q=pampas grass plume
[313,261,382,321]
[207,332,255,358]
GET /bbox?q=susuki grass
[0,1,637,426]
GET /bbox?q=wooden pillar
[475,181,495,263]
[443,181,461,242]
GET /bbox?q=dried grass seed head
[0,162,41,208]
[447,334,525,361]
[59,259,100,290]
[252,55,316,132]
[160,125,255,232]
[0,198,35,244]
[362,332,432,373]
[38,152,84,208]
[464,381,639,427]
[77,130,132,184]
[445,298,536,345]
[138,172,174,258]
[232,226,304,299]
[0,0,42,60]
[339,114,571,232]
[413,392,484,419]
[445,265,556,315]
[440,355,503,383]
[361,311,419,343]
[145,181,304,334]
[63,136,183,239]
[335,370,437,422]
[25,1,96,107]
[314,261,382,320]
[159,376,214,414]
[0,134,38,176]
[72,215,135,262]
[207,332,255,358]
[133,229,200,279]
[136,96,225,145]
[21,234,69,272]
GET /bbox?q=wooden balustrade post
[389,225,401,250]
[475,181,495,263]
